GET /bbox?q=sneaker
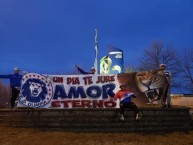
[119,115,125,121]
[136,113,142,120]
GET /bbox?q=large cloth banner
[18,73,119,108]
[17,70,168,108]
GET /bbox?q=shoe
[136,113,142,120]
[119,115,125,121]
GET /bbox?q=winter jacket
[0,74,22,88]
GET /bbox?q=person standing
[74,65,96,74]
[159,64,172,108]
[113,83,142,121]
[0,67,22,108]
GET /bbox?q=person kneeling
[114,83,142,121]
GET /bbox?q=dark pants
[161,84,169,106]
[11,87,20,108]
[120,102,139,115]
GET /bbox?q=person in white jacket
[159,64,172,108]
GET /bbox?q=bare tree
[138,41,179,70]
[178,49,193,93]
[138,42,164,70]
[138,41,181,89]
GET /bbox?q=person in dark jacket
[75,65,96,74]
[0,67,22,108]
[159,64,172,108]
[114,83,142,121]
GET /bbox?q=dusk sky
[0,0,193,75]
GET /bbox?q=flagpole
[94,28,98,74]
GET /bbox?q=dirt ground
[0,124,193,145]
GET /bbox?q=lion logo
[23,79,47,102]
[29,82,44,97]
[135,70,169,103]
[18,73,53,108]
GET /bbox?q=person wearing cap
[0,67,22,108]
[74,65,96,74]
[113,83,142,121]
[159,64,172,108]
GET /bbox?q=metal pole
[94,29,98,74]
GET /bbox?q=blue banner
[108,46,124,74]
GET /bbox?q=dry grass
[0,124,193,145]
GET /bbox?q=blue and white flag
[108,46,124,74]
